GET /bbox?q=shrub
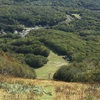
[33,46,50,57]
[53,64,82,82]
[25,54,48,68]
[53,62,100,82]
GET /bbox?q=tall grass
[55,83,100,100]
[0,75,100,100]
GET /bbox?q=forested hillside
[0,0,100,82]
[0,0,100,9]
[0,0,100,32]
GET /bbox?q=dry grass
[0,75,100,100]
[54,83,100,100]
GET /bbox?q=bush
[53,63,84,82]
[53,62,100,82]
[33,46,50,57]
[92,70,100,82]
[25,54,48,68]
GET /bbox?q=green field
[35,51,68,79]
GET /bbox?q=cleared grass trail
[35,51,68,79]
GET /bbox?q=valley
[0,0,100,99]
[35,51,68,79]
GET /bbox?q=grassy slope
[0,51,36,79]
[0,75,100,100]
[35,51,68,79]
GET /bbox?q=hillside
[0,75,100,100]
[0,0,100,82]
[0,51,36,79]
[0,0,100,99]
[0,0,100,31]
[0,0,100,9]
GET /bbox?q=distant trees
[11,38,50,57]
[0,5,66,32]
[0,0,100,10]
[30,29,100,62]
[0,35,50,68]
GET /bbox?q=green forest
[0,0,100,82]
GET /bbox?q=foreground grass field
[0,75,100,100]
[35,51,68,79]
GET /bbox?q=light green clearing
[35,51,68,79]
[66,15,73,22]
[72,14,81,19]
